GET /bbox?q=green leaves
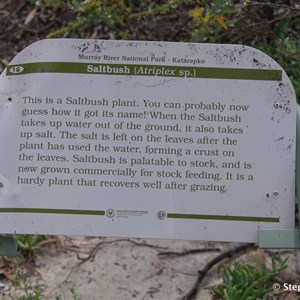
[214,256,287,300]
[16,235,42,253]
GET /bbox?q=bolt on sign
[0,39,296,243]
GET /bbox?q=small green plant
[16,269,42,300]
[187,0,236,43]
[15,269,80,300]
[70,288,80,300]
[17,285,42,300]
[16,235,42,253]
[214,256,287,300]
[15,234,57,257]
[54,289,81,300]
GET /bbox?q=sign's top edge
[1,38,297,103]
[6,38,280,69]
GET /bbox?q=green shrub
[214,256,287,300]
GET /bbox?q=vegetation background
[0,0,300,299]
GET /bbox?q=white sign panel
[0,39,296,242]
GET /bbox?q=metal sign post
[0,236,17,256]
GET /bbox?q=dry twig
[158,247,220,257]
[181,243,255,300]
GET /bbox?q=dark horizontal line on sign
[6,62,282,81]
[0,208,105,216]
[167,213,280,223]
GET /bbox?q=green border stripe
[167,213,279,223]
[0,208,105,216]
[7,62,282,81]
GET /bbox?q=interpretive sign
[0,39,296,243]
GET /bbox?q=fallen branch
[181,243,255,300]
[158,248,220,257]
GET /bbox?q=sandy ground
[0,236,299,300]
